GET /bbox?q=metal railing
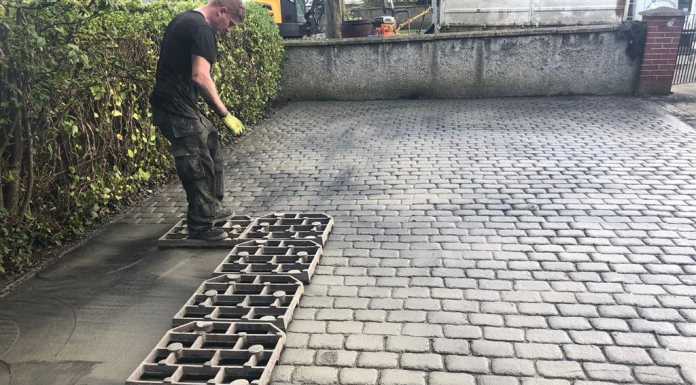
[674,14,696,84]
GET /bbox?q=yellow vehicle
[255,0,324,38]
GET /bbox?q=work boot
[188,227,227,241]
[212,203,233,223]
[213,207,233,223]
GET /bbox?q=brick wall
[639,8,685,95]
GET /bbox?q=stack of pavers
[126,213,333,385]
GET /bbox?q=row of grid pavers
[158,213,333,249]
[126,213,333,384]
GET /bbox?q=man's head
[208,0,245,33]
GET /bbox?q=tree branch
[18,101,32,218]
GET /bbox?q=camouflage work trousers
[153,109,224,231]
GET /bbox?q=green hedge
[0,0,284,274]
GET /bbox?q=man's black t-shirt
[151,10,217,118]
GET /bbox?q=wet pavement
[3,96,696,385]
[0,223,226,385]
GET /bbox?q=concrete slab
[0,222,231,385]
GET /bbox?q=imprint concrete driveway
[3,96,696,385]
[123,96,696,385]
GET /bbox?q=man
[151,0,246,241]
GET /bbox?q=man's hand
[223,113,246,135]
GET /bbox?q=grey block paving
[429,372,476,385]
[339,368,379,385]
[120,97,696,384]
[293,366,338,384]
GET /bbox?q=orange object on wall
[374,16,397,37]
[376,24,396,36]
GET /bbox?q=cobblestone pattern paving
[121,97,696,385]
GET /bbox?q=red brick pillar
[638,7,685,95]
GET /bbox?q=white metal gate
[674,14,696,84]
[438,0,625,29]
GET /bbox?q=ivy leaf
[137,168,151,181]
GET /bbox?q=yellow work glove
[223,113,245,136]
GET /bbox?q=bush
[0,0,284,274]
[216,2,285,126]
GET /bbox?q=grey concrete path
[2,96,696,385]
[0,223,233,385]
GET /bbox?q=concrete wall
[279,25,641,101]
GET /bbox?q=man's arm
[191,55,229,117]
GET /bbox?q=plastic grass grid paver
[172,274,304,330]
[142,212,334,384]
[211,240,323,284]
[126,321,285,385]
[157,213,333,248]
[158,216,253,249]
[242,213,333,246]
